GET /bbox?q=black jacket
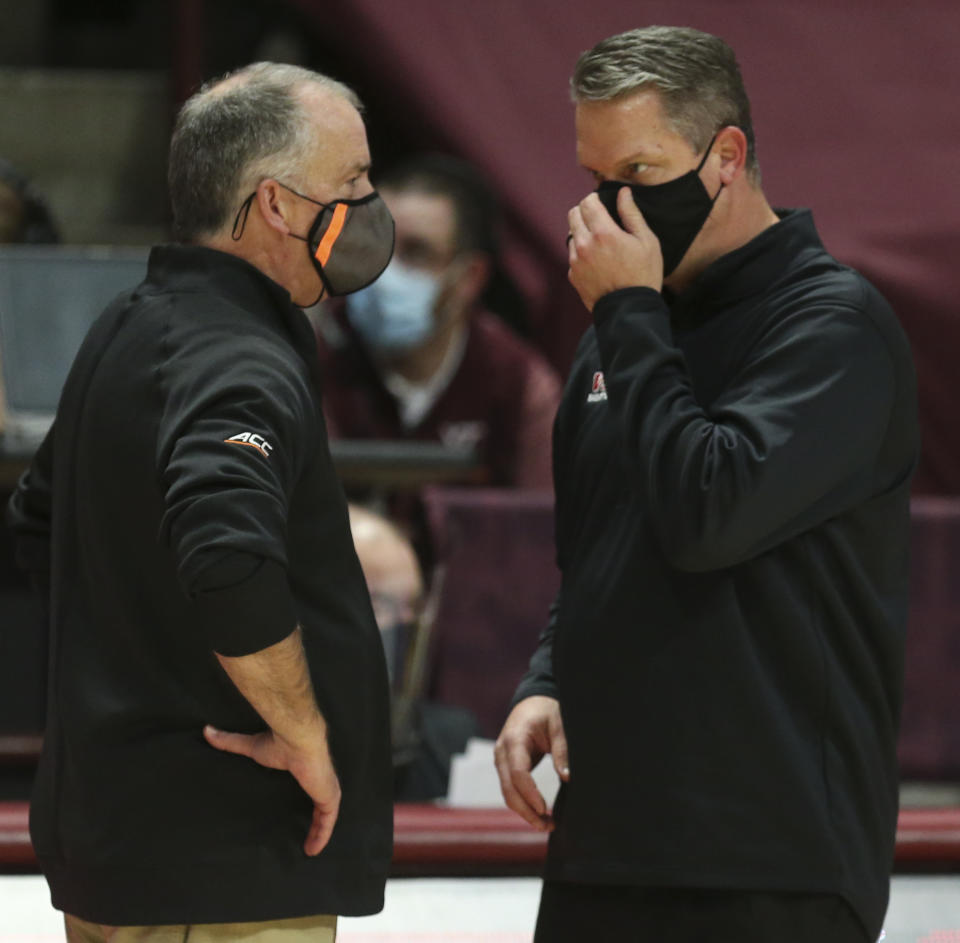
[6,245,393,924]
[515,210,918,939]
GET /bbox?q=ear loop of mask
[231,183,335,306]
[230,187,326,307]
[699,133,725,204]
[232,192,256,241]
[231,181,328,242]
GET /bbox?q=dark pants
[534,881,871,943]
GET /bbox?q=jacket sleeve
[511,383,573,704]
[511,591,561,705]
[5,423,55,599]
[592,285,899,572]
[157,340,316,656]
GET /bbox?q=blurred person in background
[349,502,424,691]
[0,158,60,244]
[316,153,561,492]
[349,502,478,800]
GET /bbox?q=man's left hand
[567,186,663,311]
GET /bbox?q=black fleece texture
[515,210,918,940]
[6,245,393,924]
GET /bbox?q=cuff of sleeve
[511,678,559,710]
[592,286,666,324]
[191,556,299,656]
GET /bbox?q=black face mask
[233,183,395,298]
[595,135,721,277]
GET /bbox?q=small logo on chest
[586,371,608,403]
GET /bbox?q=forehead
[575,88,690,168]
[299,87,370,184]
[381,188,457,247]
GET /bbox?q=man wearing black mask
[7,63,394,940]
[496,26,918,943]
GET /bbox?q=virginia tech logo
[587,371,608,403]
[223,431,273,458]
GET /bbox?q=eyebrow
[582,147,658,175]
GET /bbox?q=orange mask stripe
[314,203,349,267]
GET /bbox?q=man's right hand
[494,695,569,831]
[204,724,341,856]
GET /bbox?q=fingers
[566,185,663,305]
[494,745,552,832]
[567,229,578,267]
[616,185,649,237]
[203,725,256,760]
[494,696,570,831]
[304,796,340,856]
[578,191,618,231]
[568,195,614,245]
[549,712,571,783]
[567,203,588,260]
[568,189,653,244]
[204,724,342,856]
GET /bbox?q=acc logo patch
[224,431,273,458]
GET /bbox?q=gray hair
[168,62,362,242]
[571,26,759,178]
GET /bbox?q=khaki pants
[64,912,337,942]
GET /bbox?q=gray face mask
[232,183,396,297]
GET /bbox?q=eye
[625,161,650,178]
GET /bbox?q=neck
[380,308,467,384]
[204,227,316,306]
[666,184,780,295]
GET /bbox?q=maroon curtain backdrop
[283,0,959,493]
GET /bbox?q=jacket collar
[668,209,827,329]
[146,244,320,371]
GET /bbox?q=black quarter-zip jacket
[6,246,393,924]
[515,210,919,939]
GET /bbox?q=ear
[714,126,748,186]
[449,251,491,309]
[255,179,296,236]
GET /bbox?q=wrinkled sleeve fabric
[512,591,561,705]
[592,285,897,572]
[512,384,575,705]
[5,422,55,599]
[157,334,315,656]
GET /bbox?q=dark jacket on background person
[514,210,919,940]
[6,245,393,925]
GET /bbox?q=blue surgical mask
[345,258,440,353]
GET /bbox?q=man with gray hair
[7,62,395,940]
[496,26,917,942]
